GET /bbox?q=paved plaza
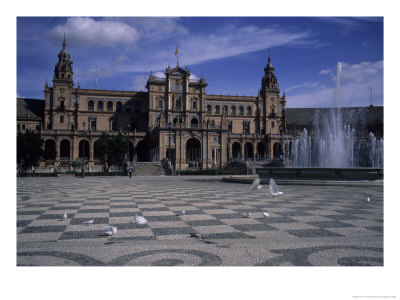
[16,175,383,266]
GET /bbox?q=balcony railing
[162,123,223,130]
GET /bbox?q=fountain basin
[256,167,383,180]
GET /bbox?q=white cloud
[319,69,332,75]
[176,25,314,66]
[287,60,383,108]
[50,17,139,47]
[128,17,188,41]
[333,60,383,83]
[286,82,320,93]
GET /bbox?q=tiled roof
[286,106,383,127]
[16,98,44,119]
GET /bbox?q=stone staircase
[132,162,163,176]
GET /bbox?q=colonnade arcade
[42,134,144,167]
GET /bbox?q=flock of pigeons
[59,211,150,236]
[57,177,371,237]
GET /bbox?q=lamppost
[178,114,182,176]
[81,121,86,177]
[168,122,171,162]
[279,125,284,165]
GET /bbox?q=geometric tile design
[17,176,383,266]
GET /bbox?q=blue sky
[17,17,383,107]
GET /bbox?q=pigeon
[249,178,262,190]
[102,225,117,236]
[176,210,186,216]
[269,178,283,196]
[244,211,252,218]
[131,214,148,225]
[367,197,370,202]
[60,212,67,221]
[83,219,94,225]
[263,212,270,217]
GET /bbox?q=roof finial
[175,45,179,67]
[63,33,66,49]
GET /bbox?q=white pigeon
[367,197,370,202]
[83,219,94,224]
[249,178,262,190]
[102,225,117,235]
[245,211,252,218]
[269,178,283,196]
[131,214,148,225]
[263,212,270,217]
[60,212,67,221]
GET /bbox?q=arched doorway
[136,140,148,162]
[59,139,70,161]
[44,139,56,160]
[245,142,253,161]
[186,138,201,167]
[232,142,241,158]
[257,142,265,161]
[79,140,90,160]
[273,142,282,158]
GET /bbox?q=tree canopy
[17,130,44,176]
[94,132,129,171]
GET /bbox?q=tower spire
[175,45,179,67]
[95,65,98,89]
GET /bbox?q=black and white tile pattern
[17,176,383,266]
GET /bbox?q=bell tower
[259,52,283,135]
[44,35,76,130]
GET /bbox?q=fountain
[284,62,383,169]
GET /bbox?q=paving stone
[16,176,383,266]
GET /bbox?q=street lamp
[81,121,86,177]
[279,125,284,163]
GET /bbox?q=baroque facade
[18,38,287,171]
[17,38,383,171]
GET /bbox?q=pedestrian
[128,167,132,178]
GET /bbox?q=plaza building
[17,38,383,171]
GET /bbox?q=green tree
[108,133,130,169]
[17,130,44,176]
[94,132,110,171]
[93,132,129,172]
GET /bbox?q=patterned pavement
[16,175,383,266]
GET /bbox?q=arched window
[97,101,104,112]
[125,102,131,112]
[207,105,212,115]
[88,100,94,111]
[231,106,236,115]
[215,105,220,115]
[116,101,122,112]
[223,105,228,115]
[107,101,113,112]
[239,106,244,116]
[246,106,252,116]
[172,83,183,91]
